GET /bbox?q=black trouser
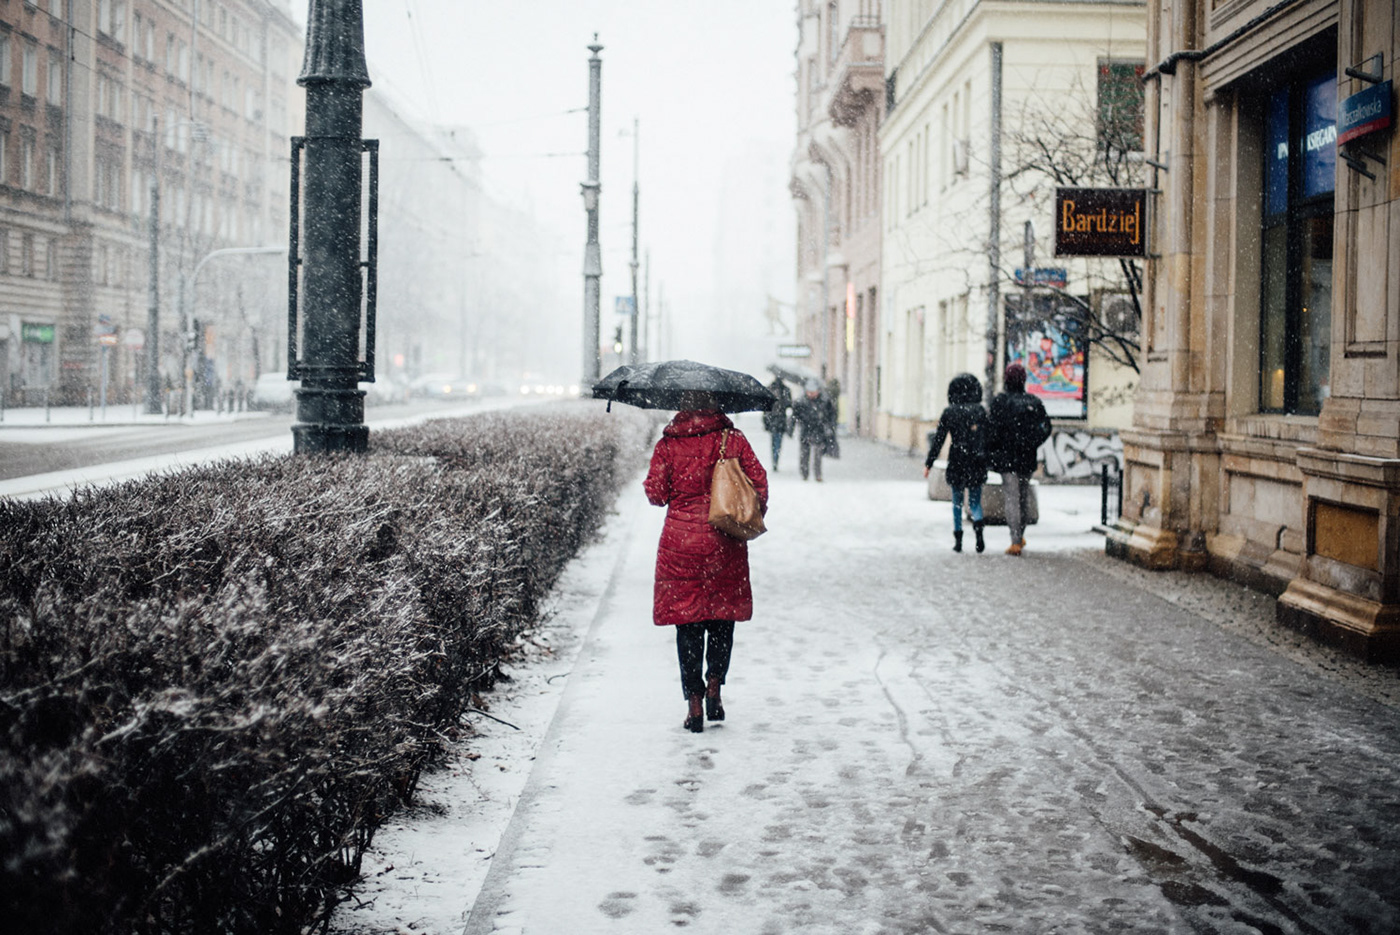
[799,435,823,480]
[675,620,734,699]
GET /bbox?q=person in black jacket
[792,381,836,482]
[762,377,794,471]
[923,373,989,552]
[987,362,1053,555]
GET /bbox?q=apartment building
[878,0,1145,463]
[0,0,301,406]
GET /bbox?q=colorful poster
[1005,295,1086,418]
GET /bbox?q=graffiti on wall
[1040,429,1123,479]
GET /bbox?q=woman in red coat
[644,405,768,732]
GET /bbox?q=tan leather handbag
[708,429,766,541]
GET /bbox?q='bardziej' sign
[1054,187,1147,258]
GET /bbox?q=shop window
[1259,69,1335,415]
[21,322,54,388]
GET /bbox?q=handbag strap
[717,428,730,460]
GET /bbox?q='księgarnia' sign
[1338,80,1392,146]
[1054,187,1147,258]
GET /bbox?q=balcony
[829,16,884,127]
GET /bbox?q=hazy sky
[342,1,799,378]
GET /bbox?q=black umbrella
[593,359,777,412]
[767,362,822,388]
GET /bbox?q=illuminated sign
[21,323,54,344]
[1053,187,1147,258]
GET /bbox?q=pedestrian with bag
[644,394,768,732]
[923,373,989,553]
[762,376,794,471]
[986,362,1053,556]
[792,380,836,482]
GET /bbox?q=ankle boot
[953,530,963,552]
[705,676,725,721]
[684,693,705,732]
[973,521,985,553]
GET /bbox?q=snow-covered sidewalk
[330,431,1400,935]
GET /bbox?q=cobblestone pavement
[450,431,1400,935]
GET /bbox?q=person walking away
[987,362,1052,555]
[762,377,793,471]
[923,373,989,553]
[644,398,769,732]
[792,381,836,482]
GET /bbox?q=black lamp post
[290,0,374,453]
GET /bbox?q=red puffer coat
[644,409,769,626]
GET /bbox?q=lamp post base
[293,385,368,454]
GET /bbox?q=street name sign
[1338,80,1392,146]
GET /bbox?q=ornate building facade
[1109,0,1400,660]
[791,0,885,435]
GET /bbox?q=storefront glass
[1258,71,1335,415]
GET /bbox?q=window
[49,0,61,15]
[0,131,7,184]
[1259,68,1336,415]
[166,33,175,73]
[22,41,38,96]
[828,1,839,66]
[179,41,189,82]
[46,51,61,105]
[0,36,10,88]
[133,13,144,57]
[21,233,34,277]
[1098,59,1146,153]
[20,139,33,189]
[98,1,125,43]
[45,148,56,196]
[44,239,56,281]
[0,229,8,274]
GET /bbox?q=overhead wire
[401,0,441,125]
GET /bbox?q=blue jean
[951,485,983,532]
[769,430,784,467]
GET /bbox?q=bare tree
[1003,66,1147,373]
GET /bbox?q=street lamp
[581,36,603,384]
[292,0,375,454]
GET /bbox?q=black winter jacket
[925,403,989,489]
[987,390,1052,475]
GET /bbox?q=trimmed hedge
[0,404,651,934]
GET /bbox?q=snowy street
[334,426,1400,935]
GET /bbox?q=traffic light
[613,325,623,355]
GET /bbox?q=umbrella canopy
[767,362,823,387]
[593,359,777,412]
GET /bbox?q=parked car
[249,372,298,412]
